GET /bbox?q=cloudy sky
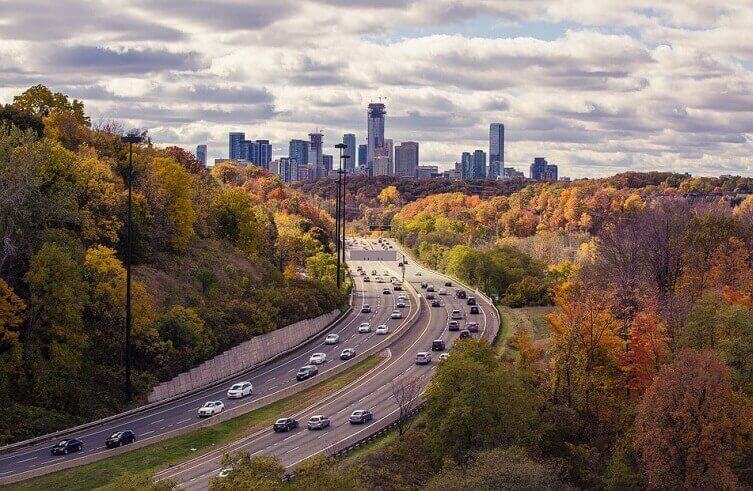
[1,0,752,177]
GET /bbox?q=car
[459,329,471,339]
[393,284,403,291]
[415,271,422,276]
[396,299,407,308]
[438,353,450,362]
[467,322,479,333]
[309,353,327,365]
[451,309,464,320]
[307,415,331,430]
[470,305,480,314]
[340,348,356,360]
[455,289,467,299]
[358,322,372,333]
[432,339,446,351]
[198,401,225,417]
[376,277,384,283]
[426,285,435,292]
[349,410,373,424]
[382,288,391,295]
[361,304,372,313]
[360,270,366,276]
[51,439,83,455]
[448,320,460,331]
[431,300,442,307]
[444,281,453,287]
[273,417,298,432]
[426,293,435,300]
[325,333,340,345]
[296,365,319,381]
[384,270,390,275]
[363,276,371,282]
[390,310,402,319]
[105,430,136,448]
[371,270,377,275]
[438,288,447,295]
[415,352,432,365]
[227,381,253,399]
[420,282,428,289]
[376,324,389,335]
[467,297,477,305]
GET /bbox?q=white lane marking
[17,456,38,464]
[142,431,155,436]
[150,418,165,425]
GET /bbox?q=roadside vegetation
[10,355,380,491]
[0,85,347,444]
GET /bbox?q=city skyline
[1,1,751,178]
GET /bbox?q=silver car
[307,415,331,430]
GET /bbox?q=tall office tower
[472,150,487,179]
[384,139,394,175]
[289,139,309,171]
[461,152,473,179]
[395,141,419,177]
[358,144,367,167]
[489,123,504,179]
[373,154,391,176]
[241,139,256,162]
[530,157,548,181]
[256,140,272,169]
[276,157,294,182]
[308,132,324,178]
[544,163,558,181]
[322,154,333,174]
[343,134,356,173]
[229,132,245,159]
[367,102,386,167]
[195,144,207,166]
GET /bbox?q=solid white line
[16,456,38,464]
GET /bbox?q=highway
[0,238,498,488]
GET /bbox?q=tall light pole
[122,133,142,403]
[334,143,346,289]
[340,157,347,269]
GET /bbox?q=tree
[151,157,196,251]
[634,350,751,489]
[191,267,217,295]
[390,374,423,436]
[378,185,400,206]
[305,251,339,287]
[13,85,89,126]
[0,104,43,136]
[0,278,24,355]
[157,306,216,370]
[625,309,671,395]
[210,453,286,490]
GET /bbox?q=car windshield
[109,432,121,439]
[276,419,287,424]
[58,440,68,446]
[230,384,243,390]
[203,402,214,407]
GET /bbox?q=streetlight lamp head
[122,134,143,144]
[335,143,347,149]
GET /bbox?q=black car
[448,321,460,331]
[296,365,318,381]
[105,430,136,449]
[51,439,83,456]
[431,300,442,307]
[467,322,480,333]
[340,348,356,360]
[393,285,402,291]
[274,417,299,432]
[455,289,467,299]
[444,281,453,287]
[467,297,477,305]
[426,293,435,300]
[470,305,480,314]
[420,282,428,289]
[459,329,471,339]
[432,339,446,351]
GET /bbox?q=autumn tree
[625,309,671,395]
[634,350,751,489]
[150,156,196,251]
[13,84,89,126]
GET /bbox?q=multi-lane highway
[0,238,498,488]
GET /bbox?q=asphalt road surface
[0,238,498,489]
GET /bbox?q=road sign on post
[369,225,391,231]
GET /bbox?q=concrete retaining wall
[148,310,341,403]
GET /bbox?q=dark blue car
[51,439,83,455]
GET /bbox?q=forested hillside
[387,175,753,487]
[0,86,346,444]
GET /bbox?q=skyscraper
[395,141,419,177]
[309,132,324,178]
[256,140,272,169]
[472,150,487,179]
[343,134,356,173]
[358,144,367,167]
[367,102,386,167]
[229,132,245,160]
[241,139,256,162]
[489,123,504,179]
[196,144,207,167]
[461,152,473,179]
[289,139,309,171]
[373,154,391,176]
[384,139,394,175]
[530,157,549,181]
[322,154,333,174]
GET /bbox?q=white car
[396,300,406,308]
[376,324,389,335]
[358,322,371,333]
[390,310,402,319]
[439,288,447,295]
[376,277,384,283]
[325,333,340,345]
[438,353,450,362]
[415,272,422,276]
[198,401,225,417]
[226,381,253,399]
[451,309,464,320]
[309,353,327,365]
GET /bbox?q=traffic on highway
[0,238,498,489]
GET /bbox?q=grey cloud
[142,0,300,30]
[45,46,207,75]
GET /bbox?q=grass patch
[10,355,382,491]
[496,306,558,356]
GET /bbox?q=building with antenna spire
[367,102,386,172]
